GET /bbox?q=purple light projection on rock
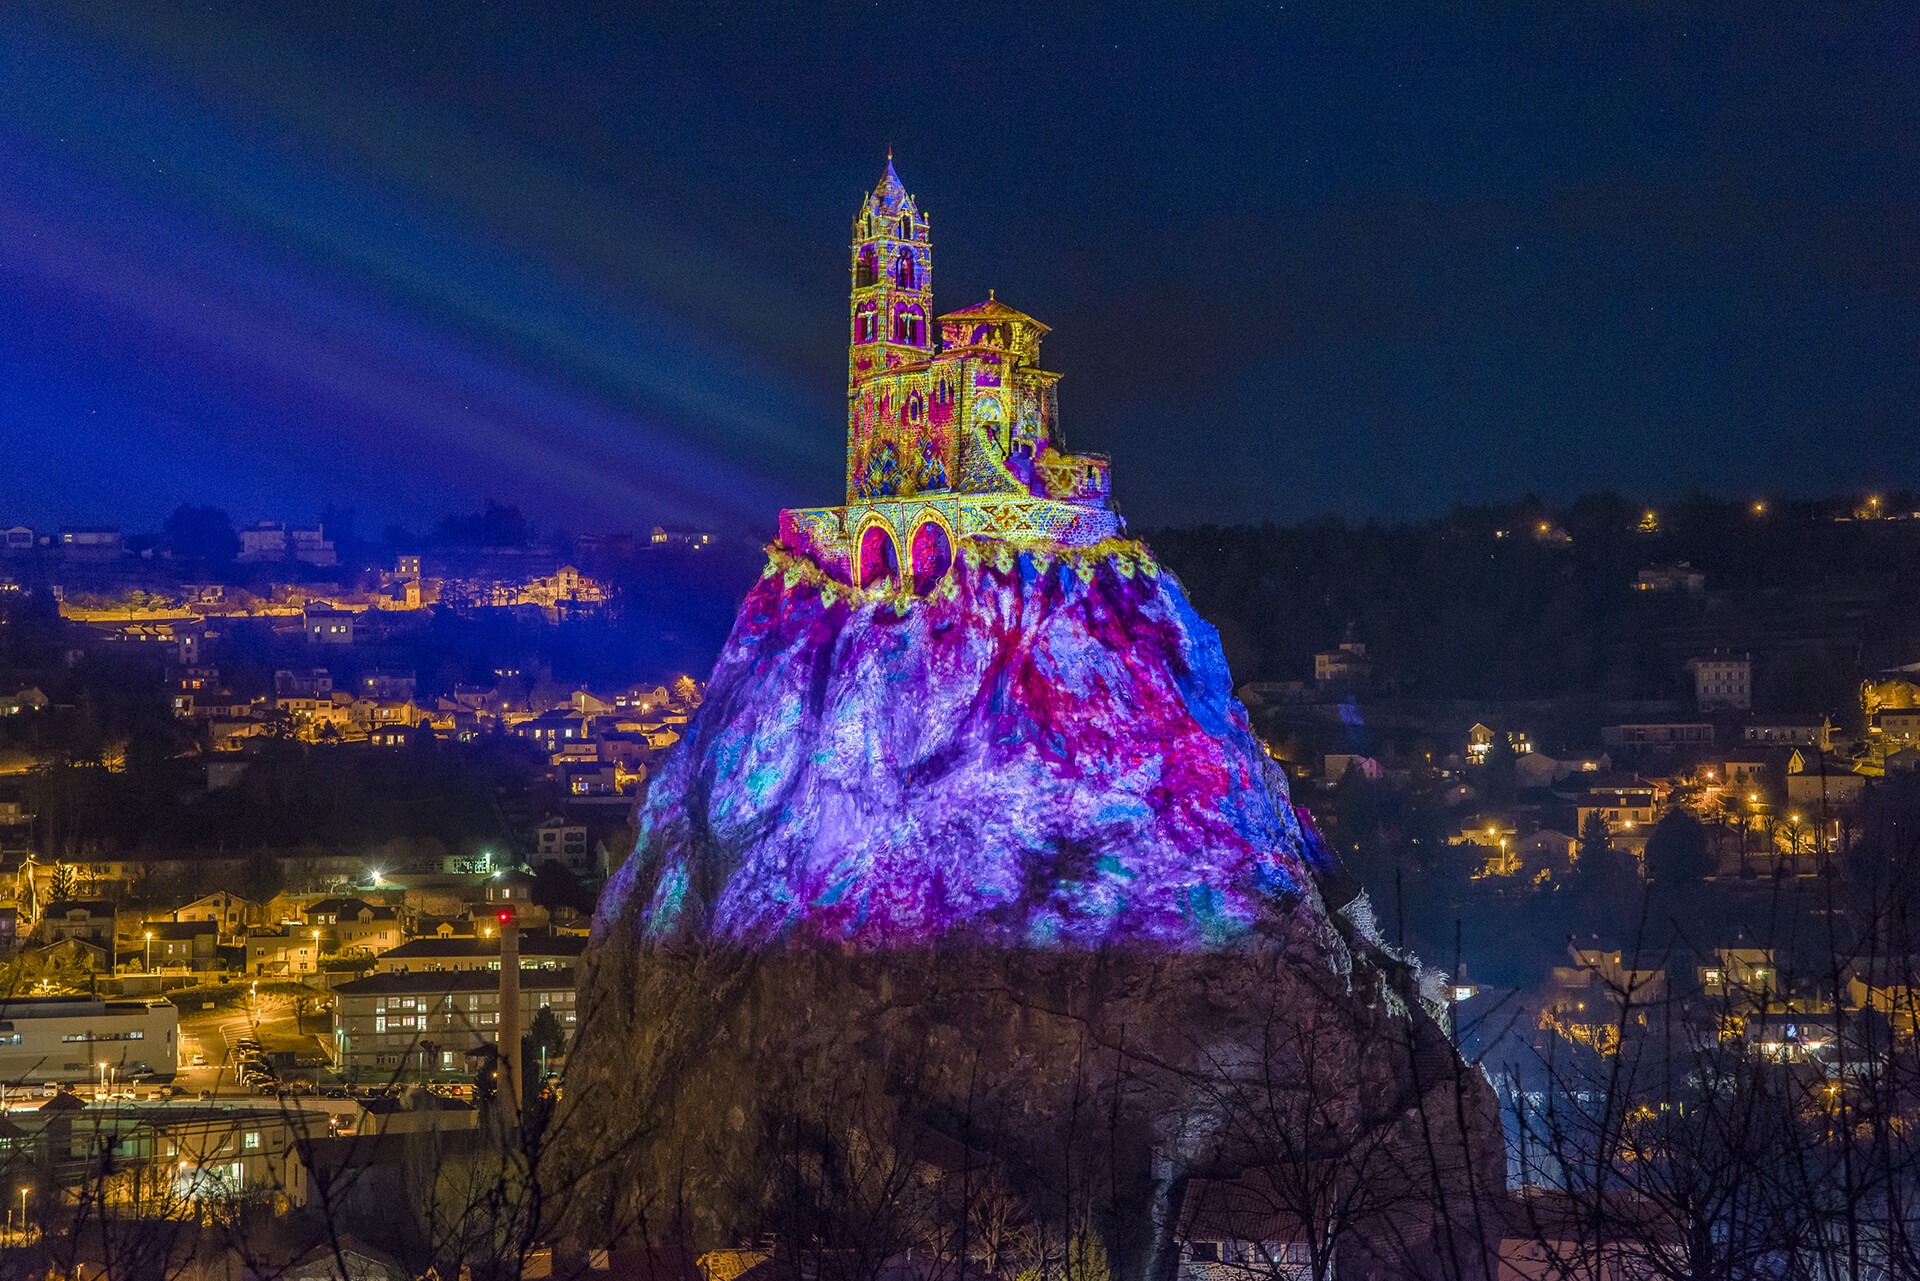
[597,541,1321,950]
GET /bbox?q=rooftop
[334,968,577,996]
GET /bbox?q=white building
[239,521,338,566]
[1688,653,1752,711]
[0,996,179,1084]
[332,968,576,1076]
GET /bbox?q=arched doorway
[857,524,899,589]
[910,521,953,595]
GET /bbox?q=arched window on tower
[900,215,913,238]
[854,302,878,344]
[893,304,925,346]
[855,245,877,289]
[895,247,917,290]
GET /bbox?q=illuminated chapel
[778,159,1123,591]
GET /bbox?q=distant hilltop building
[1634,561,1705,594]
[777,158,1122,589]
[238,521,338,566]
[1688,652,1752,711]
[648,526,713,548]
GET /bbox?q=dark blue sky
[2,3,1915,535]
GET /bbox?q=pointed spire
[871,153,910,213]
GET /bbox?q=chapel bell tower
[848,156,934,396]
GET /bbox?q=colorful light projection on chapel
[778,159,1122,591]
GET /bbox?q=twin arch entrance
[857,517,953,595]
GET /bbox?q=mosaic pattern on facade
[779,160,1121,593]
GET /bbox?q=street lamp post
[144,930,153,973]
[16,1187,25,1245]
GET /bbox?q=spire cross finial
[989,288,995,300]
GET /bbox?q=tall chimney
[496,905,520,1123]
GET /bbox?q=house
[534,818,589,868]
[1877,707,1920,746]
[1744,719,1833,750]
[1499,1190,1675,1281]
[1846,961,1920,1034]
[302,606,356,645]
[595,733,653,774]
[137,920,224,972]
[1687,652,1751,711]
[238,521,291,562]
[289,525,337,566]
[1785,751,1868,807]
[0,525,34,552]
[35,899,116,951]
[208,718,268,752]
[23,936,110,974]
[349,697,423,731]
[57,526,123,557]
[1175,1170,1314,1280]
[1706,751,1773,792]
[1312,640,1370,688]
[244,928,322,976]
[170,891,260,935]
[1602,722,1714,751]
[267,1238,408,1281]
[1633,562,1705,593]
[239,521,337,566]
[482,871,536,910]
[1545,945,1665,1047]
[354,1090,478,1136]
[513,709,595,747]
[1516,830,1577,878]
[1574,779,1659,838]
[1699,948,1779,1002]
[0,687,49,716]
[613,684,672,712]
[357,669,418,700]
[274,668,335,697]
[563,762,622,797]
[303,898,406,955]
[1450,815,1518,851]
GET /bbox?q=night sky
[2,3,1915,536]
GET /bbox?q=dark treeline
[1150,490,1920,710]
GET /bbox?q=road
[176,994,338,1100]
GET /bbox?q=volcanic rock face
[573,541,1504,1280]
[597,541,1320,951]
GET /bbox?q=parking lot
[174,990,343,1102]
